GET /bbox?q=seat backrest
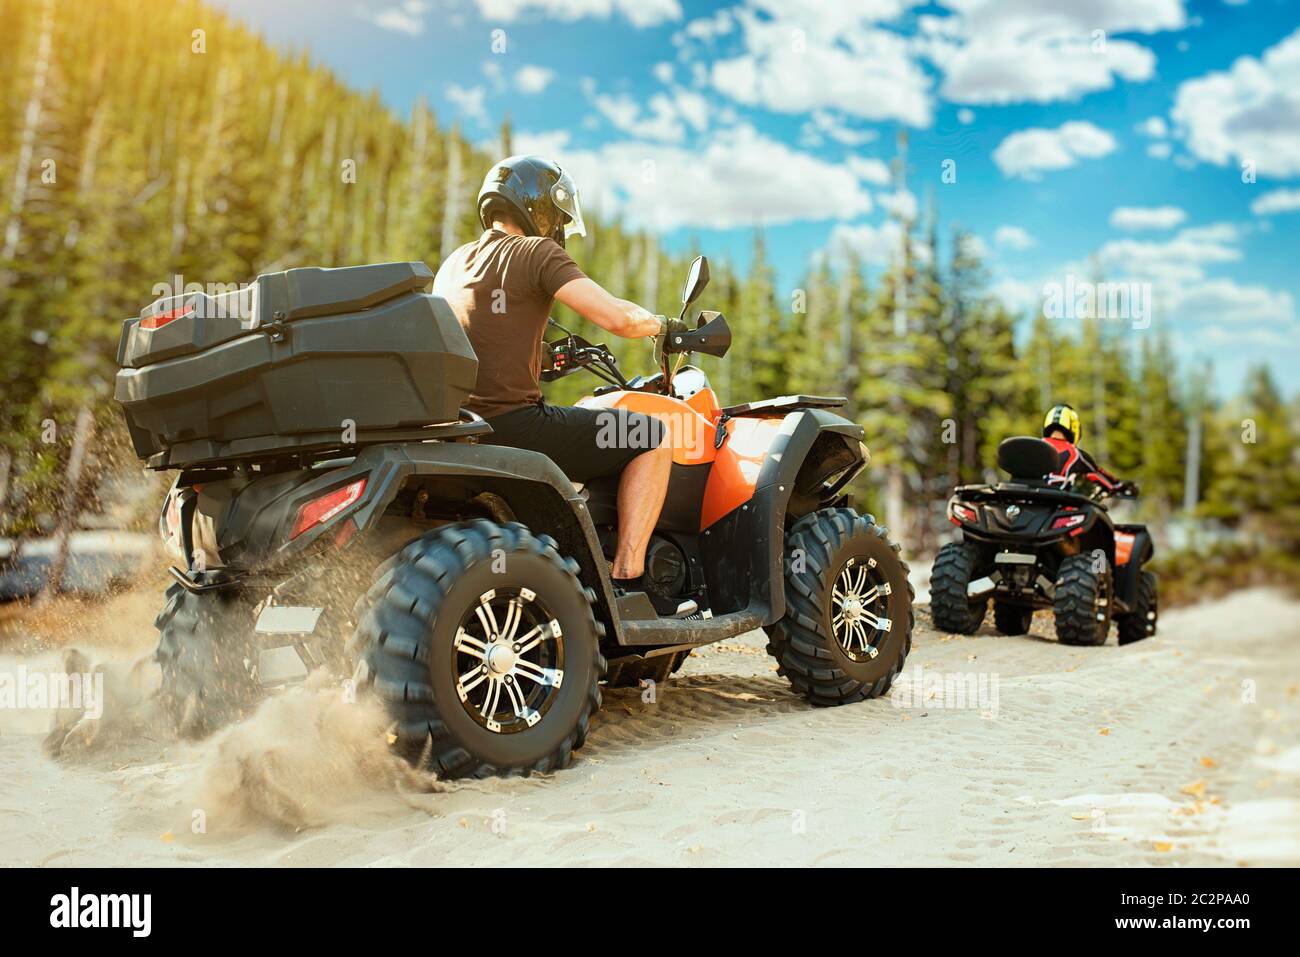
[996,436,1061,481]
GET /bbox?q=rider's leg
[611,435,672,579]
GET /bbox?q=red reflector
[141,303,195,330]
[1052,513,1087,530]
[952,504,978,524]
[291,479,367,540]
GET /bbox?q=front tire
[1054,552,1113,646]
[765,509,914,707]
[349,520,605,779]
[1117,570,1158,645]
[154,580,258,738]
[930,541,988,634]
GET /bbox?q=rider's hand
[659,317,690,342]
[653,318,692,364]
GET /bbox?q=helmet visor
[550,170,586,239]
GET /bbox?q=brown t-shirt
[433,230,586,418]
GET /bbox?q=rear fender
[180,442,625,642]
[1113,525,1154,607]
[351,442,623,643]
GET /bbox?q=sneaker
[614,586,699,620]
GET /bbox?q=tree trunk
[643,234,658,311]
[0,447,12,517]
[1183,412,1201,514]
[38,406,95,604]
[1,0,56,274]
[886,468,906,544]
[440,134,463,263]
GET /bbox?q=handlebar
[542,306,731,397]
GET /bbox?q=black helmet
[477,155,586,246]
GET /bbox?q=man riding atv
[930,405,1157,646]
[434,154,692,617]
[1039,403,1136,499]
[116,156,913,778]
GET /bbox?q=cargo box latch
[262,311,288,342]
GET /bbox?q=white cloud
[513,123,871,231]
[847,156,893,187]
[828,220,905,267]
[748,0,920,36]
[652,62,674,84]
[706,9,933,126]
[1085,221,1296,328]
[508,129,572,158]
[929,35,1156,106]
[962,234,990,260]
[921,0,1186,106]
[957,107,975,125]
[1170,279,1295,326]
[1146,141,1172,159]
[801,110,880,147]
[678,8,733,42]
[515,65,555,94]
[591,87,707,142]
[995,225,1035,250]
[1251,188,1300,216]
[672,89,709,132]
[1135,115,1168,138]
[476,0,681,28]
[677,8,734,42]
[1177,223,1239,244]
[1171,27,1300,177]
[992,121,1117,179]
[1096,223,1240,284]
[1198,325,1297,349]
[879,189,917,222]
[445,84,487,122]
[1109,205,1187,231]
[990,277,1040,314]
[360,0,431,36]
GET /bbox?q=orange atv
[122,256,913,778]
[537,256,914,695]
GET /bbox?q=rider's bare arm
[553,277,662,338]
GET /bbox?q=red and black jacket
[1043,437,1122,492]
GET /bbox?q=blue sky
[210,0,1300,397]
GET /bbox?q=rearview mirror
[681,255,709,306]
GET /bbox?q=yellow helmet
[1043,404,1081,444]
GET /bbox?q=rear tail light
[951,503,978,525]
[1051,513,1087,530]
[141,303,195,330]
[291,479,367,540]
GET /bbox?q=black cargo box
[115,262,481,469]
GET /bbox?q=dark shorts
[483,403,665,484]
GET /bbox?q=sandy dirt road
[1,587,1297,867]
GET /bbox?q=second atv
[931,436,1157,646]
[116,255,914,778]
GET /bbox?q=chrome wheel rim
[831,556,893,663]
[453,587,564,735]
